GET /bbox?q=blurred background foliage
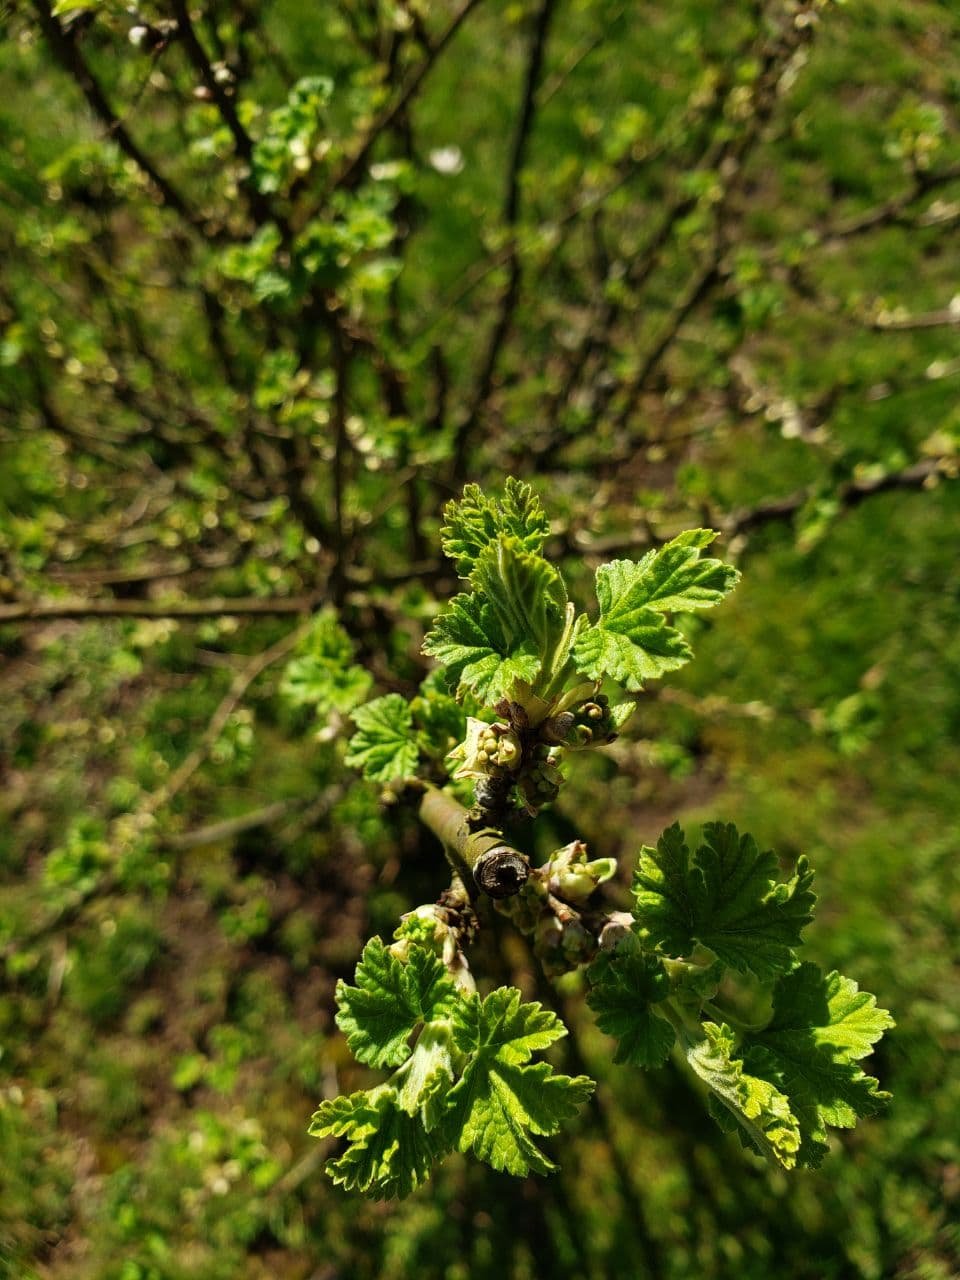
[1,0,959,1275]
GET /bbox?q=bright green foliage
[608,822,890,1168]
[296,188,398,292]
[586,937,676,1067]
[331,490,889,1193]
[345,695,420,782]
[573,531,740,690]
[422,534,568,703]
[611,530,739,612]
[685,1022,802,1169]
[573,590,691,689]
[443,988,594,1176]
[345,674,470,778]
[679,964,894,1171]
[309,1086,447,1200]
[742,964,893,1167]
[409,672,470,762]
[633,822,816,981]
[608,701,640,733]
[421,587,542,704]
[334,938,458,1068]
[318,950,593,1196]
[3,0,951,1265]
[440,478,550,577]
[252,76,334,196]
[219,223,287,301]
[393,1022,457,1130]
[471,538,569,662]
[335,489,739,823]
[314,940,466,1198]
[422,492,737,745]
[280,611,372,720]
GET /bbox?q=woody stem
[418,786,529,899]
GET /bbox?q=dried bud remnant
[473,845,530,898]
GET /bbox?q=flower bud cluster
[393,903,477,992]
[533,908,594,978]
[448,717,522,782]
[497,839,618,975]
[498,877,595,976]
[543,840,618,905]
[516,745,563,811]
[569,694,621,747]
[448,689,630,820]
[540,692,622,752]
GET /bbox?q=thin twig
[147,620,313,812]
[162,797,313,850]
[309,0,485,203]
[31,0,199,227]
[450,0,557,479]
[0,595,322,624]
[821,162,960,240]
[170,0,275,227]
[330,322,350,605]
[567,454,955,558]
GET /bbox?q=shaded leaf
[444,987,594,1175]
[310,1085,446,1199]
[586,936,676,1067]
[633,823,815,980]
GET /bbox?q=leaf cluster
[280,611,372,724]
[310,938,593,1198]
[345,483,739,819]
[424,482,739,705]
[344,674,470,783]
[587,823,893,1169]
[317,486,892,1191]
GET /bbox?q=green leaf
[444,987,594,1175]
[309,1085,446,1199]
[470,536,568,660]
[742,963,893,1167]
[346,694,420,782]
[617,529,740,612]
[609,701,638,732]
[572,530,739,690]
[393,1021,457,1131]
[306,660,372,715]
[422,587,540,704]
[451,985,568,1061]
[280,611,372,718]
[52,0,103,14]
[686,1022,802,1169]
[586,936,676,1067]
[410,671,470,760]
[422,535,568,702]
[335,939,458,1069]
[633,823,816,981]
[441,479,550,577]
[573,606,690,690]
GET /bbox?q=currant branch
[300,481,893,1198]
